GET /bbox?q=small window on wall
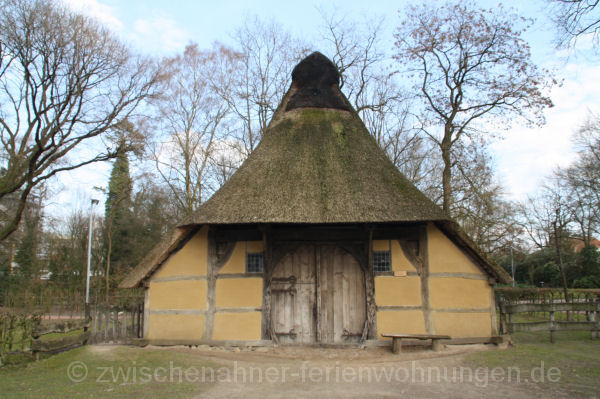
[246,252,264,273]
[373,251,391,273]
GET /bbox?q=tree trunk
[441,134,452,214]
[553,220,569,302]
[105,218,113,304]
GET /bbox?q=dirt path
[142,345,573,399]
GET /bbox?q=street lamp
[85,199,99,305]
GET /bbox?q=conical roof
[181,52,449,226]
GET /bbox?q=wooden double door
[271,244,366,344]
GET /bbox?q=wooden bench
[381,334,451,354]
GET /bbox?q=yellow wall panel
[433,312,492,338]
[212,312,262,341]
[216,278,263,308]
[373,240,390,251]
[377,310,426,337]
[149,280,207,310]
[219,242,246,274]
[147,314,205,340]
[155,227,208,278]
[427,224,483,274]
[391,240,417,272]
[375,276,421,306]
[429,278,491,309]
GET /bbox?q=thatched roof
[120,52,510,288]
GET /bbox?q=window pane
[246,252,264,273]
[373,250,391,272]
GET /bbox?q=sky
[51,0,600,217]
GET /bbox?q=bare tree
[394,1,554,214]
[222,17,308,156]
[0,0,160,241]
[152,43,236,217]
[558,113,600,244]
[520,181,571,295]
[548,0,600,48]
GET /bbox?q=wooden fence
[88,305,144,344]
[499,300,600,343]
[1,302,144,363]
[31,318,90,360]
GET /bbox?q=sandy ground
[139,344,574,399]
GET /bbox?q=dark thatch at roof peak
[286,51,349,111]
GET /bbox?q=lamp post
[85,199,99,306]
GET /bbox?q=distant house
[121,52,510,346]
[569,238,600,254]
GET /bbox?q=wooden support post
[204,229,217,340]
[364,227,377,339]
[392,338,402,354]
[315,245,321,343]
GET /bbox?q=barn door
[271,244,366,344]
[317,245,366,344]
[271,245,316,344]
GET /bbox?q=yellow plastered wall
[219,241,264,274]
[377,311,426,338]
[427,224,482,274]
[391,240,417,272]
[213,312,262,341]
[375,276,421,306]
[216,278,263,308]
[154,227,208,278]
[429,278,491,309]
[149,280,207,310]
[373,240,390,251]
[433,312,492,338]
[147,314,205,340]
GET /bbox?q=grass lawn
[0,346,219,399]
[466,330,600,397]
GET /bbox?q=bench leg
[431,339,443,352]
[392,338,402,354]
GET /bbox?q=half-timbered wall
[374,239,426,336]
[213,241,263,341]
[427,224,494,338]
[374,223,495,340]
[144,223,496,344]
[146,226,208,340]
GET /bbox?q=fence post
[592,302,600,339]
[121,311,127,340]
[112,309,118,341]
[549,311,555,343]
[104,309,109,341]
